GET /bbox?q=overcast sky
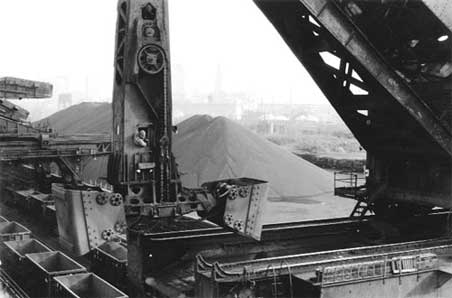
[0,0,329,119]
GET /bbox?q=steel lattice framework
[255,0,451,210]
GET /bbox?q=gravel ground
[264,192,356,224]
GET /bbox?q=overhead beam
[254,0,451,156]
[253,0,375,151]
[296,0,452,156]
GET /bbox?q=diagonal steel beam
[255,0,452,156]
[422,0,452,32]
[297,0,452,156]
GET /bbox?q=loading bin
[26,251,87,297]
[2,238,52,280]
[54,273,128,298]
[91,241,128,291]
[53,183,126,255]
[0,221,31,242]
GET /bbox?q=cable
[272,266,278,298]
[281,260,294,298]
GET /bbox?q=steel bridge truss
[255,0,452,210]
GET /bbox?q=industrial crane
[107,0,268,233]
[106,1,269,294]
[1,0,451,297]
[104,0,451,295]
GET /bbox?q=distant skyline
[0,0,330,120]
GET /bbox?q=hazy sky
[0,0,329,119]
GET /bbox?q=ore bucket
[54,273,128,298]
[26,251,86,297]
[2,238,52,280]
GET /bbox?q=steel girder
[254,0,452,157]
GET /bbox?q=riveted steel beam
[297,0,452,156]
[254,0,452,157]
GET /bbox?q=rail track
[197,237,452,282]
[0,268,29,298]
[136,211,452,296]
[2,186,452,297]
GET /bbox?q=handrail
[334,171,366,199]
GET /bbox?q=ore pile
[173,115,333,201]
[35,102,111,134]
[37,106,354,221]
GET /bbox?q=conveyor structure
[254,0,451,217]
